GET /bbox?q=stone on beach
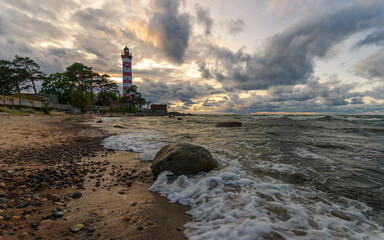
[38,219,54,230]
[71,191,82,199]
[215,121,242,127]
[151,143,218,178]
[70,223,85,232]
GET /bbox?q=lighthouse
[121,46,132,97]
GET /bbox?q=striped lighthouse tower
[121,46,133,98]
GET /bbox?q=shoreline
[0,113,190,239]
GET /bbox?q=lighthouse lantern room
[121,46,132,97]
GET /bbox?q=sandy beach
[0,113,190,239]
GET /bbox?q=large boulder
[151,143,218,178]
[215,121,242,127]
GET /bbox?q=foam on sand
[102,132,167,161]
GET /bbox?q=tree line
[0,55,148,112]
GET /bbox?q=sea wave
[102,132,167,161]
[101,116,384,239]
[150,160,384,240]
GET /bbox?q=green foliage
[42,106,50,114]
[41,73,73,103]
[65,63,94,92]
[0,60,14,95]
[70,90,91,113]
[13,55,45,94]
[19,108,35,114]
[1,57,149,113]
[112,105,137,114]
[0,106,32,115]
[123,85,147,109]
[94,74,119,105]
[0,56,44,95]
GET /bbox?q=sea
[101,114,384,240]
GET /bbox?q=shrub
[70,90,91,113]
[20,108,35,114]
[42,106,50,114]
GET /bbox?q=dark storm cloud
[134,67,179,81]
[365,84,384,100]
[227,19,245,35]
[355,30,384,47]
[351,97,364,104]
[272,80,359,106]
[198,62,213,79]
[200,3,384,91]
[355,49,384,81]
[148,0,191,63]
[3,0,79,21]
[195,4,213,35]
[0,6,67,45]
[72,34,117,60]
[136,78,220,106]
[0,16,3,36]
[72,8,106,29]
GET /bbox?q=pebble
[72,176,81,183]
[71,191,82,199]
[70,223,85,232]
[38,219,54,230]
[126,180,133,187]
[52,211,65,219]
[124,216,132,222]
[50,194,60,201]
[16,201,29,208]
[10,215,21,221]
[0,127,119,236]
[84,217,96,226]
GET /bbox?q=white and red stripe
[121,46,133,97]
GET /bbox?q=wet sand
[0,113,190,239]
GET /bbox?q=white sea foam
[332,116,383,122]
[255,160,295,173]
[252,115,286,120]
[288,115,326,121]
[345,116,383,122]
[233,141,255,149]
[99,116,384,239]
[102,131,167,161]
[150,161,384,240]
[295,148,335,164]
[100,117,123,122]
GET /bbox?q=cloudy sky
[1,0,384,114]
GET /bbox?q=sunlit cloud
[0,0,383,114]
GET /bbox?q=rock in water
[151,143,218,178]
[215,121,242,127]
